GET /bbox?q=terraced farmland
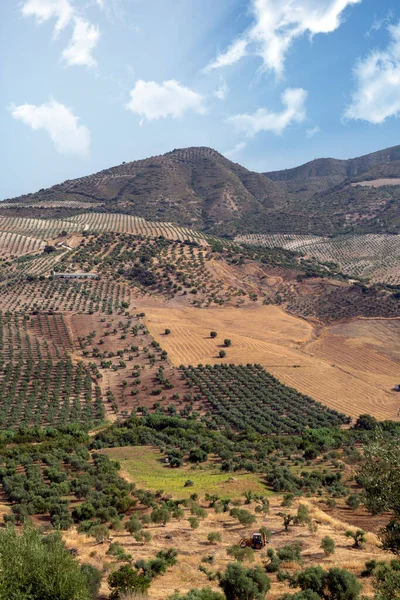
[235,233,400,284]
[0,216,81,240]
[67,213,211,243]
[0,213,212,244]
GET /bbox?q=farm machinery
[239,532,267,550]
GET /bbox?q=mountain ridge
[3,144,400,236]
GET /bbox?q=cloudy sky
[2,0,400,199]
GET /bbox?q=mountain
[265,144,400,199]
[3,147,284,237]
[264,145,400,234]
[3,144,400,236]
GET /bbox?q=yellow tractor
[239,532,267,550]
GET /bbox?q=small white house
[51,271,99,280]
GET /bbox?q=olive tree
[358,436,400,555]
[219,563,271,600]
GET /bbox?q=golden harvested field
[143,303,400,421]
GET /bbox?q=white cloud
[205,0,362,77]
[214,78,229,101]
[206,39,248,72]
[365,10,394,38]
[126,80,206,123]
[306,125,320,137]
[10,99,90,156]
[224,142,247,159]
[227,88,307,136]
[344,21,400,124]
[21,0,74,35]
[62,18,100,67]
[21,0,100,67]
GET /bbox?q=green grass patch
[101,446,269,499]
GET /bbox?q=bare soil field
[143,303,400,421]
[351,178,400,187]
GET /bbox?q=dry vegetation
[60,492,389,600]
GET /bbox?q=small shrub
[188,517,200,529]
[321,536,335,557]
[226,544,254,563]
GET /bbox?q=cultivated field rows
[0,277,131,313]
[235,233,400,283]
[0,231,45,257]
[0,312,105,428]
[0,213,214,246]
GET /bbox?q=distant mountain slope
[265,145,400,194]
[3,145,400,236]
[4,147,283,237]
[264,145,400,234]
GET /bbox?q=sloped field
[143,303,400,421]
[66,213,210,243]
[0,231,45,257]
[235,233,400,284]
[0,213,212,245]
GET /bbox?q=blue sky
[2,0,400,200]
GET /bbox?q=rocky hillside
[3,145,400,236]
[4,148,284,237]
[264,145,400,234]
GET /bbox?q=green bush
[108,564,151,599]
[229,508,256,526]
[151,507,171,526]
[321,536,335,557]
[346,494,361,511]
[294,566,362,600]
[189,517,200,529]
[125,517,142,534]
[345,529,366,549]
[373,560,400,600]
[227,545,255,563]
[208,532,222,544]
[0,526,93,600]
[277,542,302,563]
[219,563,271,600]
[81,563,102,599]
